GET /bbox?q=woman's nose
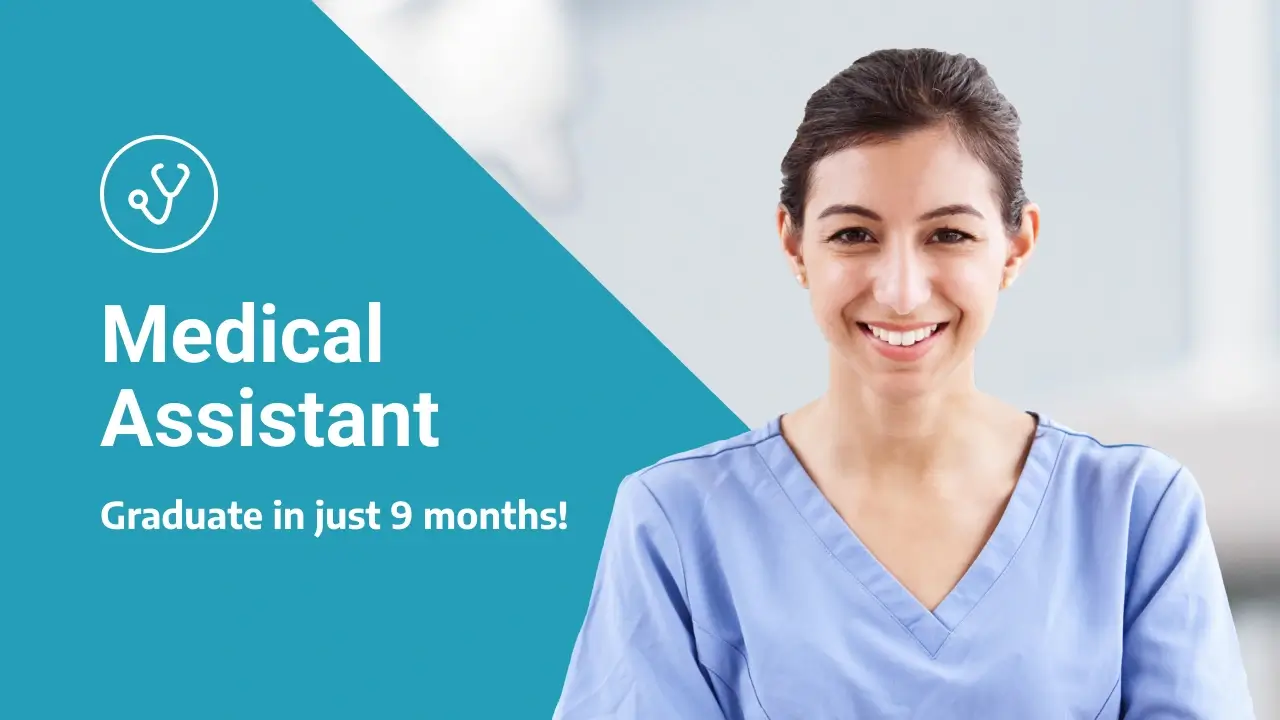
[870,242,932,316]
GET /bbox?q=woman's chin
[867,374,940,403]
[835,349,950,401]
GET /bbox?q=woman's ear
[778,205,807,287]
[1002,202,1040,289]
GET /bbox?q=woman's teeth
[866,323,940,347]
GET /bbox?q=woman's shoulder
[613,417,784,512]
[1035,414,1202,516]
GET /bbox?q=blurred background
[316,0,1278,712]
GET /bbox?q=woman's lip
[857,321,948,361]
[860,321,946,332]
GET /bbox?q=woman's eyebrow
[918,204,984,221]
[816,203,882,221]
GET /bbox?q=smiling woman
[552,49,1257,719]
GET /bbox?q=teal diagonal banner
[0,1,745,716]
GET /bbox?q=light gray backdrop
[318,0,1278,710]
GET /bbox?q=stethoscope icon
[128,163,190,225]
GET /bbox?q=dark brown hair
[780,48,1028,235]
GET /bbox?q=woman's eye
[931,228,973,244]
[830,228,874,244]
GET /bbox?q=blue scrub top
[553,413,1255,719]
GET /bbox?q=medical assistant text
[100,301,441,448]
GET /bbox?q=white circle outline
[99,135,219,254]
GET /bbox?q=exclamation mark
[558,501,567,530]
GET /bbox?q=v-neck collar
[755,412,1064,657]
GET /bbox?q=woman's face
[780,125,1038,400]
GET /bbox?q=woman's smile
[856,320,950,361]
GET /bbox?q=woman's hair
[780,48,1028,235]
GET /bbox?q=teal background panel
[0,0,746,716]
